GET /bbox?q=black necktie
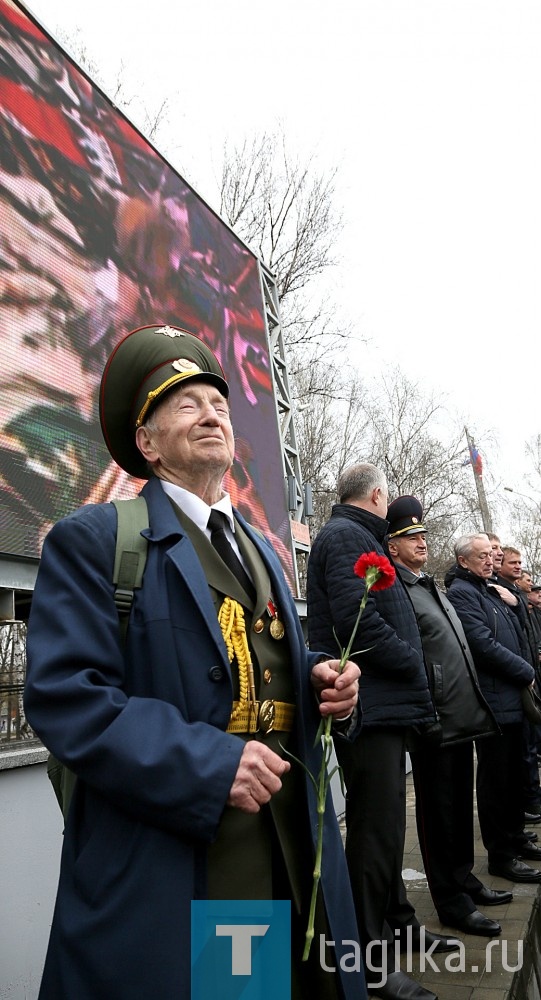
[207,510,256,602]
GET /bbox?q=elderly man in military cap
[24,324,365,1000]
[386,496,511,938]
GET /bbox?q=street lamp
[503,487,539,506]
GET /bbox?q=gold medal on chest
[269,618,285,640]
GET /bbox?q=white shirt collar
[159,480,235,535]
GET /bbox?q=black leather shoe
[518,843,541,861]
[524,811,541,824]
[442,910,501,937]
[368,969,438,999]
[469,886,513,906]
[523,831,539,842]
[400,927,459,953]
[488,858,541,882]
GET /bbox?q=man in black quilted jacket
[307,463,458,1000]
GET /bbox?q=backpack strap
[47,496,149,823]
[112,496,149,644]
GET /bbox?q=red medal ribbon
[267,598,278,619]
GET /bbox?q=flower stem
[302,714,333,961]
[340,590,369,666]
[303,583,371,960]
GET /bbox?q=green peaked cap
[99,324,229,478]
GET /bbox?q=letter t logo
[216,925,270,975]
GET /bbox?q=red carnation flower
[354,551,396,591]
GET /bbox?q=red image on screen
[0,0,296,590]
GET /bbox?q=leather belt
[226,699,295,735]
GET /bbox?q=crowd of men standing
[307,464,541,1000]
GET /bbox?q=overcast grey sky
[24,0,541,509]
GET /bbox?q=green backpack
[46,496,149,820]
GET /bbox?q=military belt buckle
[258,699,276,734]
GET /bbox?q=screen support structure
[259,261,310,600]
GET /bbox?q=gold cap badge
[172,359,202,375]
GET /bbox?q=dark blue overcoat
[25,477,366,999]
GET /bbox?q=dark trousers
[476,725,525,865]
[522,717,541,812]
[411,741,481,923]
[335,728,417,969]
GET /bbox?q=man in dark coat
[24,324,365,1000]
[307,463,457,1000]
[446,532,541,883]
[527,584,541,651]
[498,550,541,820]
[386,497,509,937]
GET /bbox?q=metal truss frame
[259,261,310,599]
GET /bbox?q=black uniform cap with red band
[99,324,229,479]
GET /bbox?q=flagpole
[464,426,493,532]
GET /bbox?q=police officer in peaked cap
[387,494,508,938]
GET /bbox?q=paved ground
[339,766,541,998]
[393,769,539,998]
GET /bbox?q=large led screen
[0,0,296,591]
